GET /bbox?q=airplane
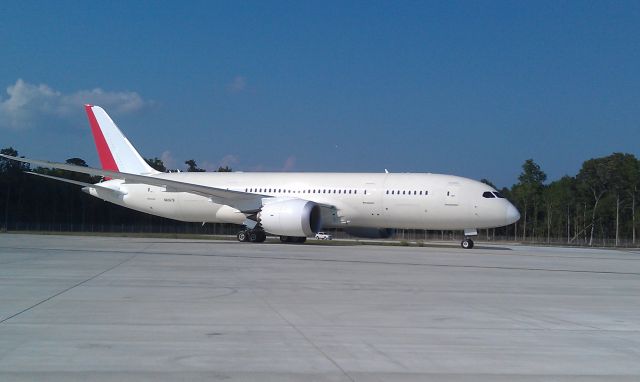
[1,105,520,249]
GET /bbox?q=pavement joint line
[260,297,356,382]
[364,341,409,370]
[240,267,355,382]
[0,252,140,325]
[2,244,640,277]
[0,252,50,266]
[4,242,640,264]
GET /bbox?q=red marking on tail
[85,104,118,172]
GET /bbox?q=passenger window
[483,191,495,198]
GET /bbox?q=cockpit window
[482,191,495,198]
[493,192,505,198]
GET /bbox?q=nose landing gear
[461,228,477,249]
[461,238,474,249]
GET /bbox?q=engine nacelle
[259,199,322,237]
[344,227,396,239]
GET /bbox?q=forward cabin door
[445,182,460,206]
[362,181,383,223]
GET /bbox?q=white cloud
[219,154,239,168]
[227,76,247,93]
[281,156,296,171]
[0,79,152,129]
[247,156,297,172]
[160,150,176,170]
[199,155,240,171]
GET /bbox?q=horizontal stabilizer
[26,172,125,196]
[27,172,95,188]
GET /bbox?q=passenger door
[445,182,459,206]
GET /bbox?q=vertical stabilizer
[84,105,157,175]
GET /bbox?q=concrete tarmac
[0,233,639,381]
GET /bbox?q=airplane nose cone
[506,203,520,224]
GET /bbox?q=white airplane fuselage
[87,171,519,231]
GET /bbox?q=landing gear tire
[461,238,474,249]
[238,229,268,243]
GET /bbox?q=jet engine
[259,199,322,237]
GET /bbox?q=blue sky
[1,1,639,188]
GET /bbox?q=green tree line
[1,147,638,246]
[496,153,639,246]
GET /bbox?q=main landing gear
[235,226,307,244]
[237,229,267,243]
[461,238,474,249]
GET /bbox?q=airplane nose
[506,203,520,224]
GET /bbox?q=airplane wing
[1,154,264,212]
